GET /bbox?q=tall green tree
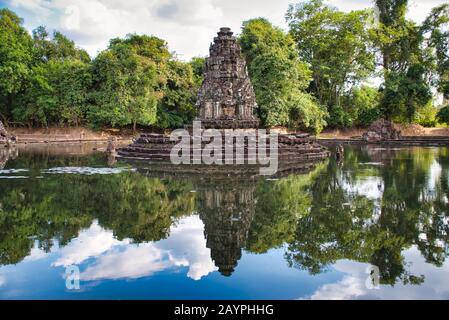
[374,2,448,121]
[12,25,91,127]
[89,34,170,130]
[239,17,327,133]
[32,26,90,63]
[380,64,432,122]
[287,0,375,127]
[420,4,449,101]
[373,0,411,73]
[0,9,34,124]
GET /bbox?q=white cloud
[343,176,384,201]
[80,243,168,280]
[52,220,129,267]
[158,215,218,280]
[305,246,449,300]
[10,0,53,17]
[23,244,50,262]
[54,215,216,281]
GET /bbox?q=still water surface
[0,143,448,299]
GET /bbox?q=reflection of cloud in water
[53,221,127,267]
[0,167,136,178]
[0,176,29,179]
[343,177,384,201]
[0,169,29,174]
[54,216,216,281]
[80,244,167,281]
[158,216,218,280]
[305,246,449,300]
[0,275,5,287]
[427,161,442,192]
[24,243,53,262]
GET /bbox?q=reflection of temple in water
[134,162,320,277]
[135,163,261,276]
[197,178,257,276]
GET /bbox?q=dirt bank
[318,124,449,140]
[8,126,137,144]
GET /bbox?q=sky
[1,0,448,60]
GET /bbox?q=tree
[347,86,381,127]
[189,56,206,87]
[380,64,432,122]
[286,0,375,127]
[0,9,34,124]
[420,4,449,100]
[11,25,92,127]
[437,105,449,125]
[373,2,448,122]
[156,60,198,129]
[373,0,411,73]
[89,34,170,130]
[239,18,327,133]
[32,26,90,63]
[12,61,59,127]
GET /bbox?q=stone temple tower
[196,27,260,129]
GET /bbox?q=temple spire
[196,27,259,129]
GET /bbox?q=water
[0,143,448,300]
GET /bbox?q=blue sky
[1,0,448,60]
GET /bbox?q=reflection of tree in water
[0,152,195,265]
[1,146,448,286]
[286,146,448,286]
[246,164,326,254]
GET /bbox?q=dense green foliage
[380,65,432,122]
[373,1,449,123]
[287,0,375,127]
[239,18,327,133]
[437,105,449,125]
[88,35,165,129]
[0,9,199,130]
[346,86,382,127]
[0,9,34,123]
[0,2,448,131]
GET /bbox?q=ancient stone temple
[118,27,330,165]
[196,27,259,129]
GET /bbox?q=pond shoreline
[5,126,449,147]
[6,126,136,145]
[319,136,449,146]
